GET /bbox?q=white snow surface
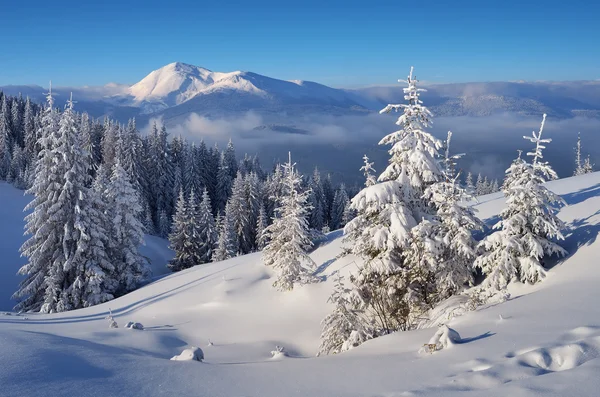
[2,173,600,395]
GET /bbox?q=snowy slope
[2,173,600,396]
[0,182,173,311]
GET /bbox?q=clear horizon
[1,0,598,87]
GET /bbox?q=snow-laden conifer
[197,188,218,263]
[360,155,377,187]
[16,94,115,312]
[475,115,567,291]
[213,199,239,261]
[262,153,316,291]
[105,162,149,293]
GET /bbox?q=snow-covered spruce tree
[308,167,326,231]
[574,132,594,176]
[583,156,594,174]
[465,172,474,194]
[228,172,252,253]
[213,199,239,261]
[262,153,317,291]
[255,204,269,250]
[168,190,196,271]
[574,132,585,176]
[475,114,567,292]
[197,188,218,263]
[0,94,12,180]
[101,118,119,172]
[423,131,482,300]
[105,162,150,294]
[475,173,484,196]
[216,151,234,213]
[360,155,377,187]
[331,184,350,230]
[330,67,445,350]
[16,94,115,313]
[12,88,61,312]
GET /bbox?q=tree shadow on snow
[545,212,600,271]
[458,331,496,344]
[561,183,600,206]
[313,258,338,281]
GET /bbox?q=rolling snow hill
[2,63,599,124]
[1,172,600,396]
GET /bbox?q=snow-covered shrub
[105,309,118,329]
[125,321,144,330]
[420,325,461,353]
[271,345,287,359]
[171,347,204,362]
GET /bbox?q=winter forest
[0,66,596,354]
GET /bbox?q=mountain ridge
[1,63,599,123]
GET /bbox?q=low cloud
[143,112,600,183]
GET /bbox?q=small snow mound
[171,347,204,362]
[421,325,461,353]
[125,321,144,330]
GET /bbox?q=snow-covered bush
[125,321,144,330]
[105,309,118,329]
[171,347,204,362]
[420,325,461,353]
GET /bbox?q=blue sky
[0,0,598,87]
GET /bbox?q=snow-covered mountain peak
[126,62,267,113]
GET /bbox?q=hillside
[1,172,600,396]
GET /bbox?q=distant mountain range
[1,62,599,125]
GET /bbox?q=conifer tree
[105,162,150,293]
[262,153,316,291]
[475,115,567,291]
[197,188,218,263]
[213,199,239,261]
[16,94,115,312]
[168,191,195,272]
[360,155,377,187]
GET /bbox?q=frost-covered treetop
[523,114,558,182]
[360,154,377,187]
[377,66,443,196]
[524,113,550,166]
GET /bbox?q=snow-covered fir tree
[465,172,474,194]
[574,132,594,176]
[308,167,326,231]
[475,114,567,292]
[12,88,61,312]
[105,162,150,294]
[329,67,449,351]
[255,204,269,250]
[196,188,218,263]
[213,199,239,261]
[168,190,198,272]
[262,153,317,291]
[360,155,377,187]
[331,184,350,230]
[0,94,12,179]
[423,131,482,300]
[15,94,115,312]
